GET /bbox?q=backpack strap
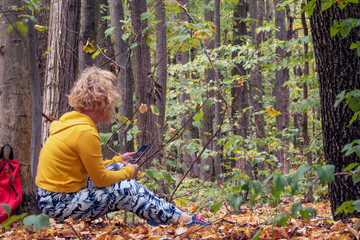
[0,144,14,160]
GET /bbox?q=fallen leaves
[1,201,360,239]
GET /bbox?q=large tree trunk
[274,0,290,174]
[310,2,360,220]
[42,0,80,141]
[249,0,266,179]
[131,0,161,169]
[0,0,36,214]
[231,0,249,173]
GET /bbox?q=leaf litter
[0,200,359,239]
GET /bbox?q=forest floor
[1,200,358,239]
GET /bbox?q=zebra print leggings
[36,162,182,224]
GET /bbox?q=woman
[35,66,209,227]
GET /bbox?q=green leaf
[1,213,27,230]
[211,200,223,214]
[350,42,359,50]
[316,165,335,186]
[92,49,101,59]
[302,0,316,17]
[340,25,352,38]
[291,203,303,217]
[150,105,160,115]
[251,181,261,194]
[193,111,204,121]
[335,200,354,216]
[330,23,340,38]
[344,163,359,172]
[145,169,157,178]
[352,173,360,184]
[23,214,50,231]
[275,213,289,226]
[140,11,152,21]
[192,120,201,129]
[272,174,287,199]
[334,90,346,108]
[0,204,11,217]
[161,172,172,183]
[291,165,311,194]
[229,194,243,211]
[353,200,360,212]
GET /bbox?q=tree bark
[0,0,37,214]
[310,1,360,220]
[301,3,313,203]
[231,0,249,173]
[274,0,290,174]
[110,0,135,154]
[200,0,215,181]
[131,0,161,169]
[78,0,96,72]
[28,12,42,188]
[155,0,167,164]
[42,0,80,141]
[249,0,266,179]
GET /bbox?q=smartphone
[129,145,150,164]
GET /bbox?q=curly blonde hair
[68,66,120,114]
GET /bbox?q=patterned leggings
[36,163,182,224]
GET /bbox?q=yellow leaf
[83,40,96,53]
[266,108,280,117]
[209,24,217,33]
[34,24,48,31]
[193,30,212,39]
[323,219,336,225]
[139,103,148,114]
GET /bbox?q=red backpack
[0,144,22,223]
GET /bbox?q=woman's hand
[121,152,136,164]
[126,163,139,178]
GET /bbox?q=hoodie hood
[49,111,96,135]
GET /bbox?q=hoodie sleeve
[103,155,123,166]
[76,128,135,188]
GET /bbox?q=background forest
[1,0,360,238]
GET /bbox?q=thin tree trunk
[213,0,223,183]
[301,3,313,202]
[274,0,290,174]
[110,0,134,155]
[200,0,215,181]
[78,0,96,72]
[28,12,42,189]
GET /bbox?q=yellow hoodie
[35,111,135,193]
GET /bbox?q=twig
[307,130,323,148]
[54,218,82,240]
[169,108,227,201]
[180,213,233,239]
